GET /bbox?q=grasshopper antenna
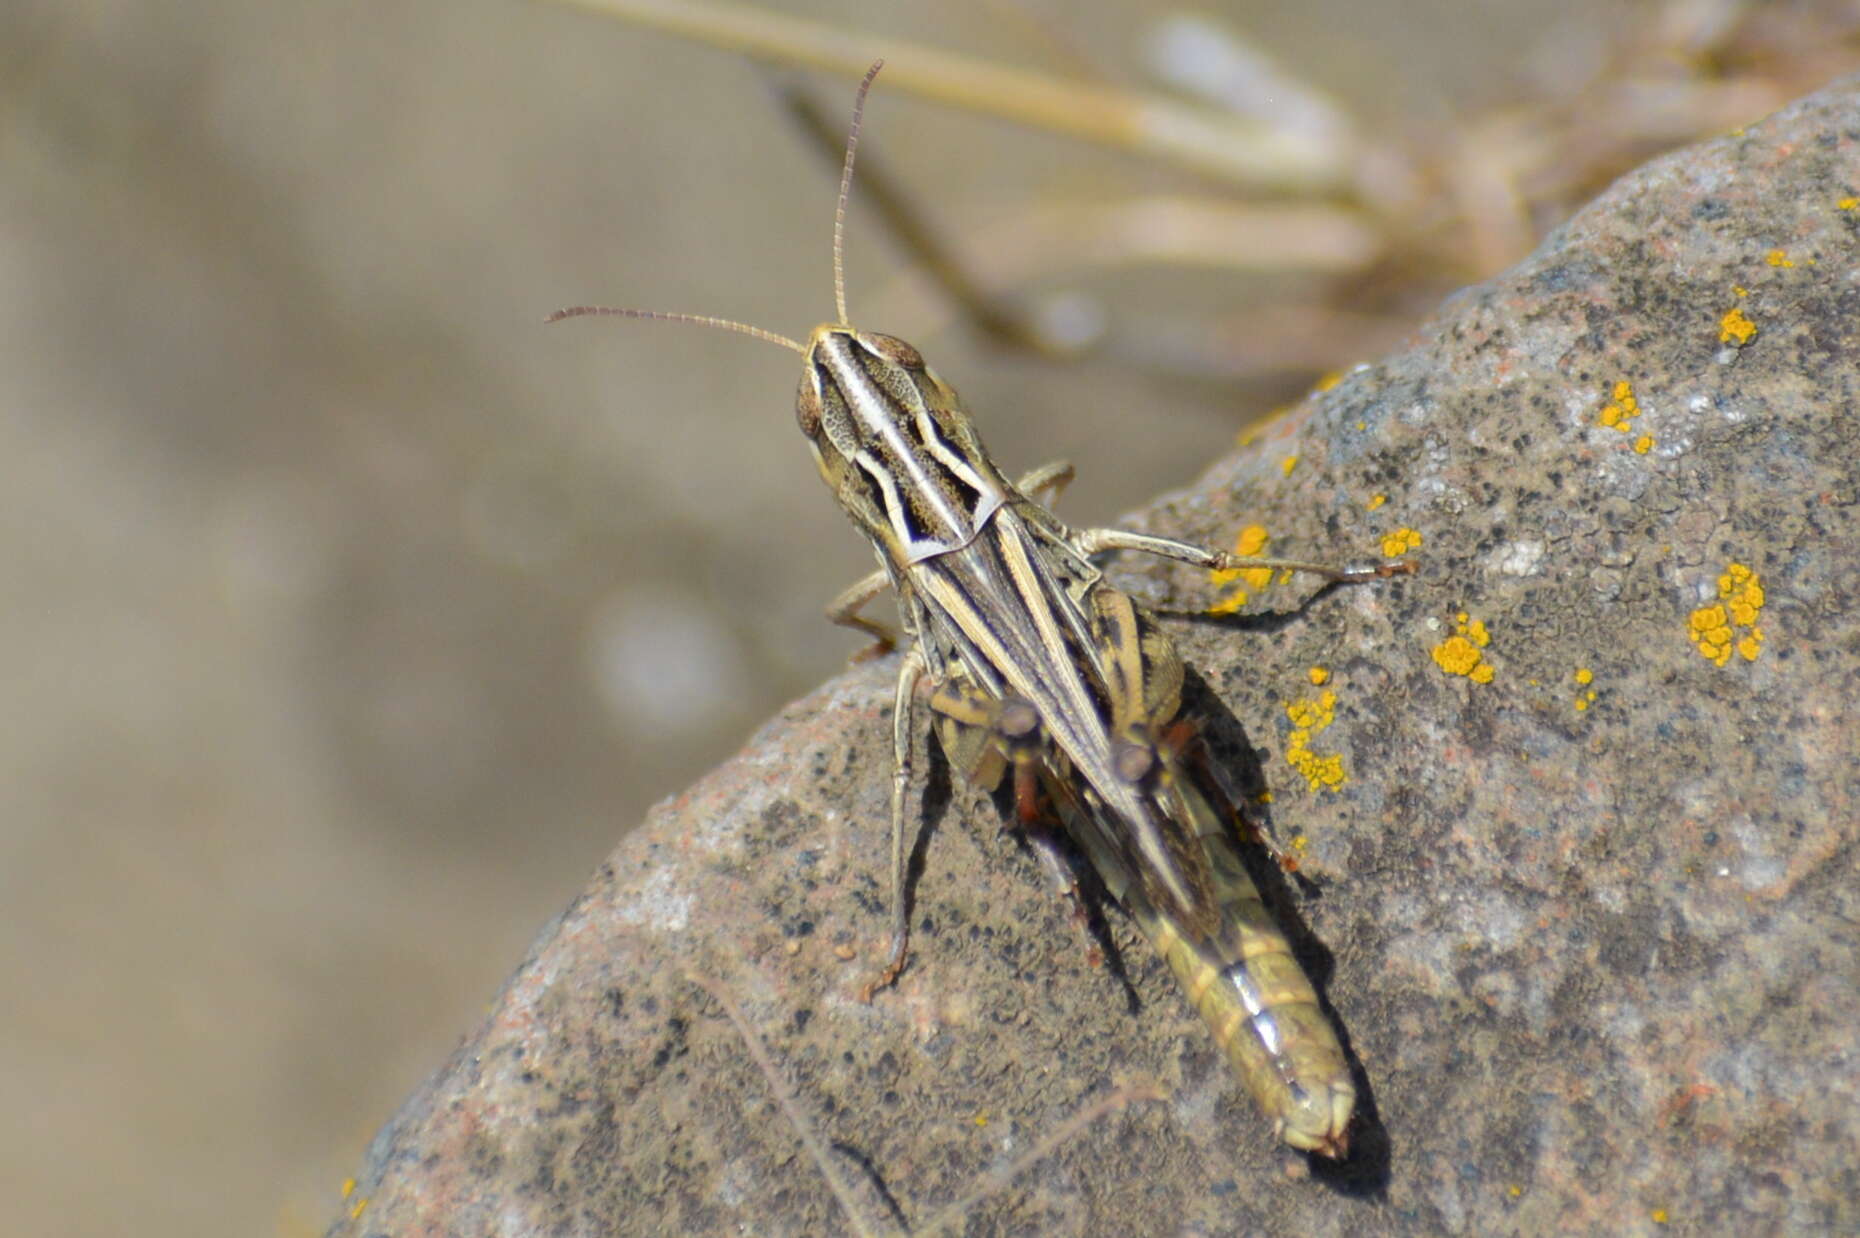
[543,305,805,355]
[549,61,886,352]
[832,60,885,327]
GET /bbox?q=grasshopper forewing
[550,61,1410,1159]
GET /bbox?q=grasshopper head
[795,324,1009,567]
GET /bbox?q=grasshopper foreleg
[826,568,900,662]
[861,642,929,1003]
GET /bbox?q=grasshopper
[551,62,1408,1158]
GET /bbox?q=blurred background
[0,1,1847,1233]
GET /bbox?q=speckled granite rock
[331,75,1860,1237]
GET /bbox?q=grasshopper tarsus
[857,944,907,1005]
[1335,559,1418,582]
[847,638,896,665]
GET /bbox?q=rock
[330,74,1860,1236]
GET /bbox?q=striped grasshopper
[552,62,1408,1158]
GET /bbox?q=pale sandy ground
[0,3,1610,1234]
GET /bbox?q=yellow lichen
[1688,562,1765,667]
[1598,379,1642,434]
[1720,306,1758,346]
[1206,589,1249,616]
[1366,493,1387,511]
[1308,665,1330,686]
[1765,249,1795,268]
[1314,371,1344,393]
[1432,635,1482,675]
[1839,197,1859,210]
[1574,667,1593,685]
[1433,613,1497,683]
[1208,524,1275,608]
[1281,454,1300,476]
[1382,526,1423,558]
[1285,690,1333,730]
[1634,433,1654,454]
[1283,688,1347,791]
[1210,524,1265,585]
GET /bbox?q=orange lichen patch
[1634,433,1654,454]
[1308,665,1330,686]
[1433,613,1496,684]
[1283,688,1347,792]
[1281,454,1300,476]
[1208,524,1278,611]
[1598,379,1642,434]
[1719,306,1758,346]
[1688,604,1732,664]
[1688,562,1765,666]
[1381,526,1423,558]
[1206,589,1250,616]
[1573,669,1598,711]
[1366,493,1387,511]
[1765,249,1796,268]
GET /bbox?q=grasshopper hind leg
[926,680,1116,972]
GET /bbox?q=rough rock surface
[331,76,1860,1236]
